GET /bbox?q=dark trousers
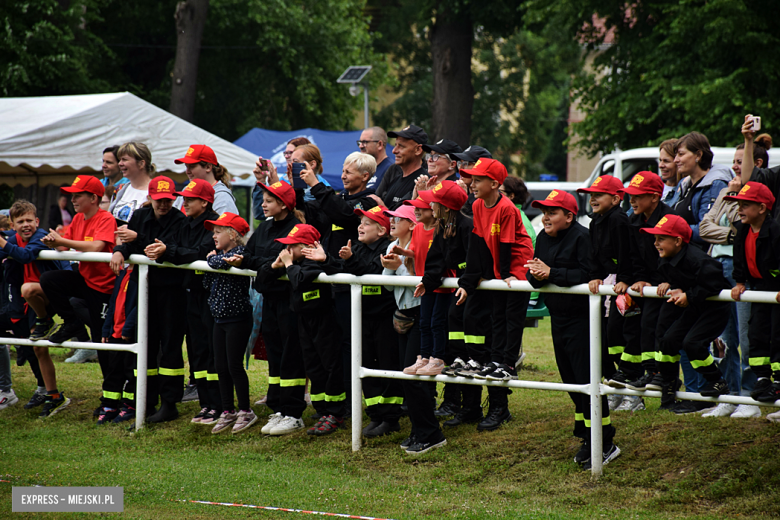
[261,291,302,416]
[639,297,664,373]
[300,312,346,418]
[551,314,615,444]
[213,319,253,412]
[601,297,625,379]
[100,337,128,409]
[397,306,421,369]
[462,291,493,364]
[656,301,729,383]
[334,290,352,403]
[363,314,404,422]
[147,288,187,405]
[616,297,645,379]
[491,290,530,366]
[442,296,466,406]
[186,289,220,410]
[419,292,452,359]
[746,301,780,380]
[0,313,44,388]
[403,379,444,444]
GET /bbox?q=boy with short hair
[526,189,620,470]
[640,214,731,406]
[726,182,780,402]
[40,175,117,417]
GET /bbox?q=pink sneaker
[403,356,429,375]
[417,357,445,376]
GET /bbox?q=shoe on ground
[0,389,19,410]
[403,356,429,375]
[473,362,500,380]
[191,407,210,424]
[405,437,447,455]
[454,359,482,378]
[441,357,467,376]
[112,406,136,423]
[417,357,445,376]
[269,415,305,436]
[607,394,624,411]
[626,372,656,391]
[700,378,730,397]
[485,363,517,381]
[211,411,238,434]
[767,409,780,423]
[97,407,120,425]
[443,408,483,427]
[64,349,99,363]
[754,382,780,403]
[147,401,179,423]
[614,395,645,412]
[731,404,761,419]
[582,443,621,471]
[364,420,400,438]
[671,400,709,415]
[645,373,664,391]
[749,378,773,400]
[434,400,461,418]
[702,403,737,417]
[39,393,71,418]
[29,318,56,341]
[574,440,590,464]
[24,391,47,409]
[606,371,631,389]
[232,410,259,434]
[362,420,382,436]
[261,412,283,434]
[660,378,681,410]
[181,384,199,403]
[477,407,511,432]
[49,321,88,345]
[200,409,220,425]
[308,415,344,436]
[255,395,268,405]
[400,434,417,450]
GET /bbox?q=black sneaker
[405,437,447,455]
[477,407,511,432]
[24,391,47,409]
[454,359,482,377]
[750,378,773,400]
[625,372,655,391]
[400,434,417,450]
[473,362,500,380]
[485,363,517,381]
[39,393,71,418]
[671,400,702,415]
[645,373,664,391]
[363,420,400,438]
[700,378,729,397]
[48,321,88,345]
[97,407,120,425]
[660,378,681,410]
[29,318,56,341]
[181,384,199,403]
[443,408,483,427]
[755,382,780,403]
[441,358,467,376]
[607,371,631,389]
[574,440,591,464]
[433,400,460,417]
[582,443,621,470]
[362,420,382,436]
[112,406,136,424]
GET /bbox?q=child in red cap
[640,214,731,406]
[203,213,257,434]
[726,182,780,402]
[526,189,620,470]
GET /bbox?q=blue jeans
[717,256,742,395]
[419,292,452,359]
[737,300,757,396]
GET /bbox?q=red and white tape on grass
[180,499,397,520]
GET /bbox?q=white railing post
[135,264,149,431]
[589,293,604,477]
[350,283,363,452]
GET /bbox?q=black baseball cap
[387,125,428,145]
[449,145,493,162]
[422,139,463,156]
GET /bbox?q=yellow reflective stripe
[449,331,465,340]
[268,376,280,385]
[303,290,320,301]
[750,357,771,366]
[656,353,681,363]
[362,285,381,295]
[206,373,219,381]
[194,370,208,379]
[608,346,625,355]
[772,362,780,372]
[134,369,158,376]
[458,262,467,270]
[280,378,306,387]
[102,390,122,400]
[574,413,584,421]
[194,270,205,275]
[159,367,186,376]
[364,395,403,406]
[464,335,485,344]
[309,392,326,402]
[325,393,347,402]
[122,391,134,400]
[641,352,657,361]
[583,417,611,428]
[332,224,344,231]
[620,353,642,364]
[690,355,714,369]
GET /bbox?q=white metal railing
[13,251,778,478]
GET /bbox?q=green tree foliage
[544,0,780,156]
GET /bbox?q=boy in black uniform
[726,182,780,402]
[640,214,731,407]
[526,190,620,470]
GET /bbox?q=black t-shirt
[377,164,425,210]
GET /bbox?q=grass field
[2,320,779,519]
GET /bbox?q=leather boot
[147,400,179,423]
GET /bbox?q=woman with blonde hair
[110,142,155,227]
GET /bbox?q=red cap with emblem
[354,205,390,232]
[639,214,692,243]
[459,158,508,184]
[531,189,579,215]
[620,171,664,196]
[61,175,105,197]
[149,176,177,200]
[723,181,775,210]
[418,180,468,211]
[204,212,250,236]
[577,175,624,196]
[258,180,296,210]
[174,144,218,165]
[175,178,215,203]
[275,224,321,246]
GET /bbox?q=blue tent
[233,128,393,190]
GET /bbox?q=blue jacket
[673,164,732,245]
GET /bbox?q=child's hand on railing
[144,239,166,260]
[110,251,125,275]
[656,282,671,297]
[223,254,244,267]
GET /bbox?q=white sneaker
[607,394,624,411]
[64,349,98,363]
[731,404,762,419]
[702,403,737,417]
[767,409,780,423]
[0,389,19,410]
[261,412,283,434]
[615,395,645,412]
[269,415,305,436]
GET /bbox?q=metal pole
[351,283,363,452]
[589,294,604,477]
[135,264,149,431]
[363,82,369,129]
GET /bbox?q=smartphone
[752,116,762,132]
[259,159,269,171]
[290,162,308,189]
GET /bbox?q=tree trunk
[169,0,209,122]
[430,14,473,148]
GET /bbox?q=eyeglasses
[357,140,380,147]
[428,153,445,162]
[457,160,475,170]
[283,151,293,157]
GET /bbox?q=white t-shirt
[112,184,149,223]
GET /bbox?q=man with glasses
[357,127,392,191]
[375,125,428,210]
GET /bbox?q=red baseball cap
[275,224,321,246]
[577,175,624,196]
[639,214,692,243]
[204,212,250,236]
[61,175,105,197]
[174,144,218,165]
[403,197,432,210]
[531,189,579,215]
[459,158,508,184]
[259,180,296,210]
[175,178,215,203]
[723,181,775,210]
[355,205,390,231]
[149,176,177,200]
[620,171,664,196]
[384,204,417,221]
[418,180,468,211]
